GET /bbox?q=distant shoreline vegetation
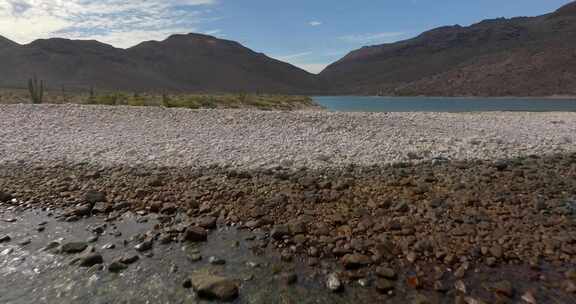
[0,87,321,111]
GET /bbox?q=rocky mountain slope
[1,2,576,96]
[0,34,317,94]
[319,1,576,96]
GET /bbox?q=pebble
[108,261,128,273]
[79,252,104,267]
[326,273,343,292]
[119,254,140,265]
[374,278,394,293]
[60,242,88,254]
[183,226,208,242]
[208,256,226,265]
[190,273,239,301]
[134,239,153,252]
[0,235,11,243]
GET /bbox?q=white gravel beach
[1,104,575,168]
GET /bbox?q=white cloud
[309,20,322,26]
[0,0,217,47]
[338,32,406,44]
[273,52,312,61]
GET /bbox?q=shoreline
[1,154,576,302]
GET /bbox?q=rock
[184,226,208,242]
[42,241,61,252]
[3,217,16,223]
[0,191,13,202]
[188,254,202,262]
[341,254,371,269]
[455,280,467,294]
[245,220,262,229]
[69,204,93,217]
[521,291,537,304]
[406,251,417,263]
[375,267,397,280]
[198,216,217,229]
[564,280,576,293]
[489,245,503,258]
[119,254,139,264]
[271,225,290,240]
[490,280,514,298]
[134,239,153,252]
[434,280,448,292]
[279,272,298,285]
[92,202,111,213]
[160,203,178,214]
[190,273,239,301]
[326,273,343,292]
[109,261,128,273]
[208,256,226,265]
[18,238,31,246]
[79,253,104,267]
[565,269,576,281]
[0,235,11,243]
[85,190,106,204]
[102,243,116,250]
[393,202,410,213]
[60,242,88,254]
[374,278,394,293]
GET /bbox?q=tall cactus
[28,74,44,104]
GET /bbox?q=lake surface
[313,96,576,112]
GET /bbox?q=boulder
[190,273,238,301]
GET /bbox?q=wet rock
[375,267,397,280]
[102,243,116,250]
[341,254,371,269]
[79,252,104,267]
[85,190,106,204]
[375,278,394,293]
[134,239,153,252]
[198,216,217,229]
[326,273,343,292]
[279,272,298,285]
[43,241,61,252]
[3,217,16,223]
[18,238,31,246]
[208,256,226,265]
[60,242,88,254]
[0,235,11,243]
[190,273,239,301]
[0,191,13,202]
[184,226,208,242]
[93,202,111,214]
[245,220,262,229]
[119,254,140,264]
[109,261,128,273]
[87,235,99,243]
[271,225,290,240]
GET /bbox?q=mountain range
[1,1,576,96]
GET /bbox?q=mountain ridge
[1,1,576,96]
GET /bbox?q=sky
[0,0,572,74]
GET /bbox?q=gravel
[1,104,575,168]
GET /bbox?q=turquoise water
[313,96,576,112]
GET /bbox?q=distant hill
[319,1,576,96]
[0,33,318,94]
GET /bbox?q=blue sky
[0,0,572,73]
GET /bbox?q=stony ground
[2,105,576,303]
[1,104,575,168]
